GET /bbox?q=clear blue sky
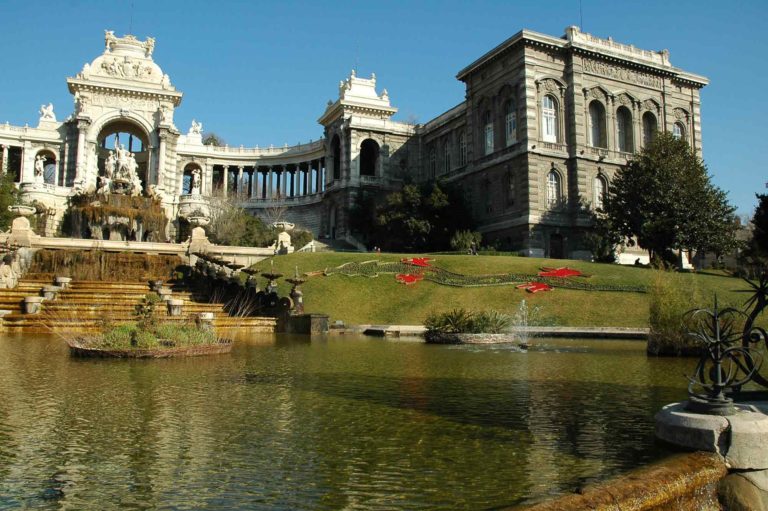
[1,0,765,215]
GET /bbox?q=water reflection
[0,334,690,510]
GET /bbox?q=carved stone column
[237,166,243,197]
[157,130,168,188]
[267,166,273,199]
[75,119,90,183]
[281,167,287,197]
[304,164,310,195]
[222,165,229,196]
[1,145,7,174]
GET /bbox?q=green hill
[259,252,749,327]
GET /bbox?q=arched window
[588,101,607,148]
[458,132,467,166]
[505,99,517,146]
[483,110,493,155]
[542,95,558,143]
[443,140,451,173]
[594,175,607,210]
[547,171,561,208]
[617,106,633,153]
[360,139,379,177]
[331,135,341,179]
[673,122,686,140]
[642,112,657,147]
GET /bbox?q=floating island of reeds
[65,294,232,358]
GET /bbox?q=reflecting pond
[0,333,692,510]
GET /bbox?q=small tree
[202,132,225,147]
[749,194,768,260]
[601,132,737,268]
[0,171,19,231]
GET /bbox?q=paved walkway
[353,325,649,340]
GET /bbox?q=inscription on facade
[583,59,662,89]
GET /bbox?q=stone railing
[183,138,325,157]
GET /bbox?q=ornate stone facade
[0,27,706,257]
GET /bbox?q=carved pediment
[673,107,689,122]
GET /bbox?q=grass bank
[257,252,750,327]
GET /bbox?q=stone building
[0,27,706,258]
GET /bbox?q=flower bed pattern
[323,260,646,293]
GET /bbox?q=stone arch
[359,138,379,177]
[94,116,152,195]
[330,134,341,180]
[182,162,203,195]
[34,148,58,184]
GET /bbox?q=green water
[0,334,691,510]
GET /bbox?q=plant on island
[66,293,230,357]
[424,308,511,335]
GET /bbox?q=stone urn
[41,285,62,301]
[54,276,72,289]
[157,287,173,301]
[196,312,215,330]
[23,296,44,314]
[188,216,210,228]
[148,279,164,292]
[8,205,36,217]
[167,299,184,316]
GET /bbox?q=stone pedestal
[656,401,768,511]
[8,216,39,248]
[188,226,211,254]
[41,285,62,301]
[23,296,44,314]
[167,299,183,316]
[281,313,329,336]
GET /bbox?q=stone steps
[0,274,278,334]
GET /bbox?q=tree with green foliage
[0,171,19,231]
[601,132,737,267]
[748,194,768,260]
[202,132,225,147]
[359,181,473,252]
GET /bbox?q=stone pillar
[267,166,273,198]
[281,168,287,197]
[304,164,310,195]
[157,131,167,189]
[237,166,244,197]
[1,145,7,174]
[74,120,89,183]
[222,165,229,196]
[317,160,323,193]
[606,97,615,153]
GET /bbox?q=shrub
[424,308,511,334]
[647,271,703,356]
[450,230,483,253]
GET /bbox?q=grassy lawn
[256,252,752,328]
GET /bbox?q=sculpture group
[98,144,142,196]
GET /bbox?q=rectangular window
[485,124,493,155]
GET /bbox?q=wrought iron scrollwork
[685,275,768,415]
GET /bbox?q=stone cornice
[67,78,183,106]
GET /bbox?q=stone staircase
[0,276,277,333]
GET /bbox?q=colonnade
[194,158,326,199]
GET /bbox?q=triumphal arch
[0,27,707,258]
